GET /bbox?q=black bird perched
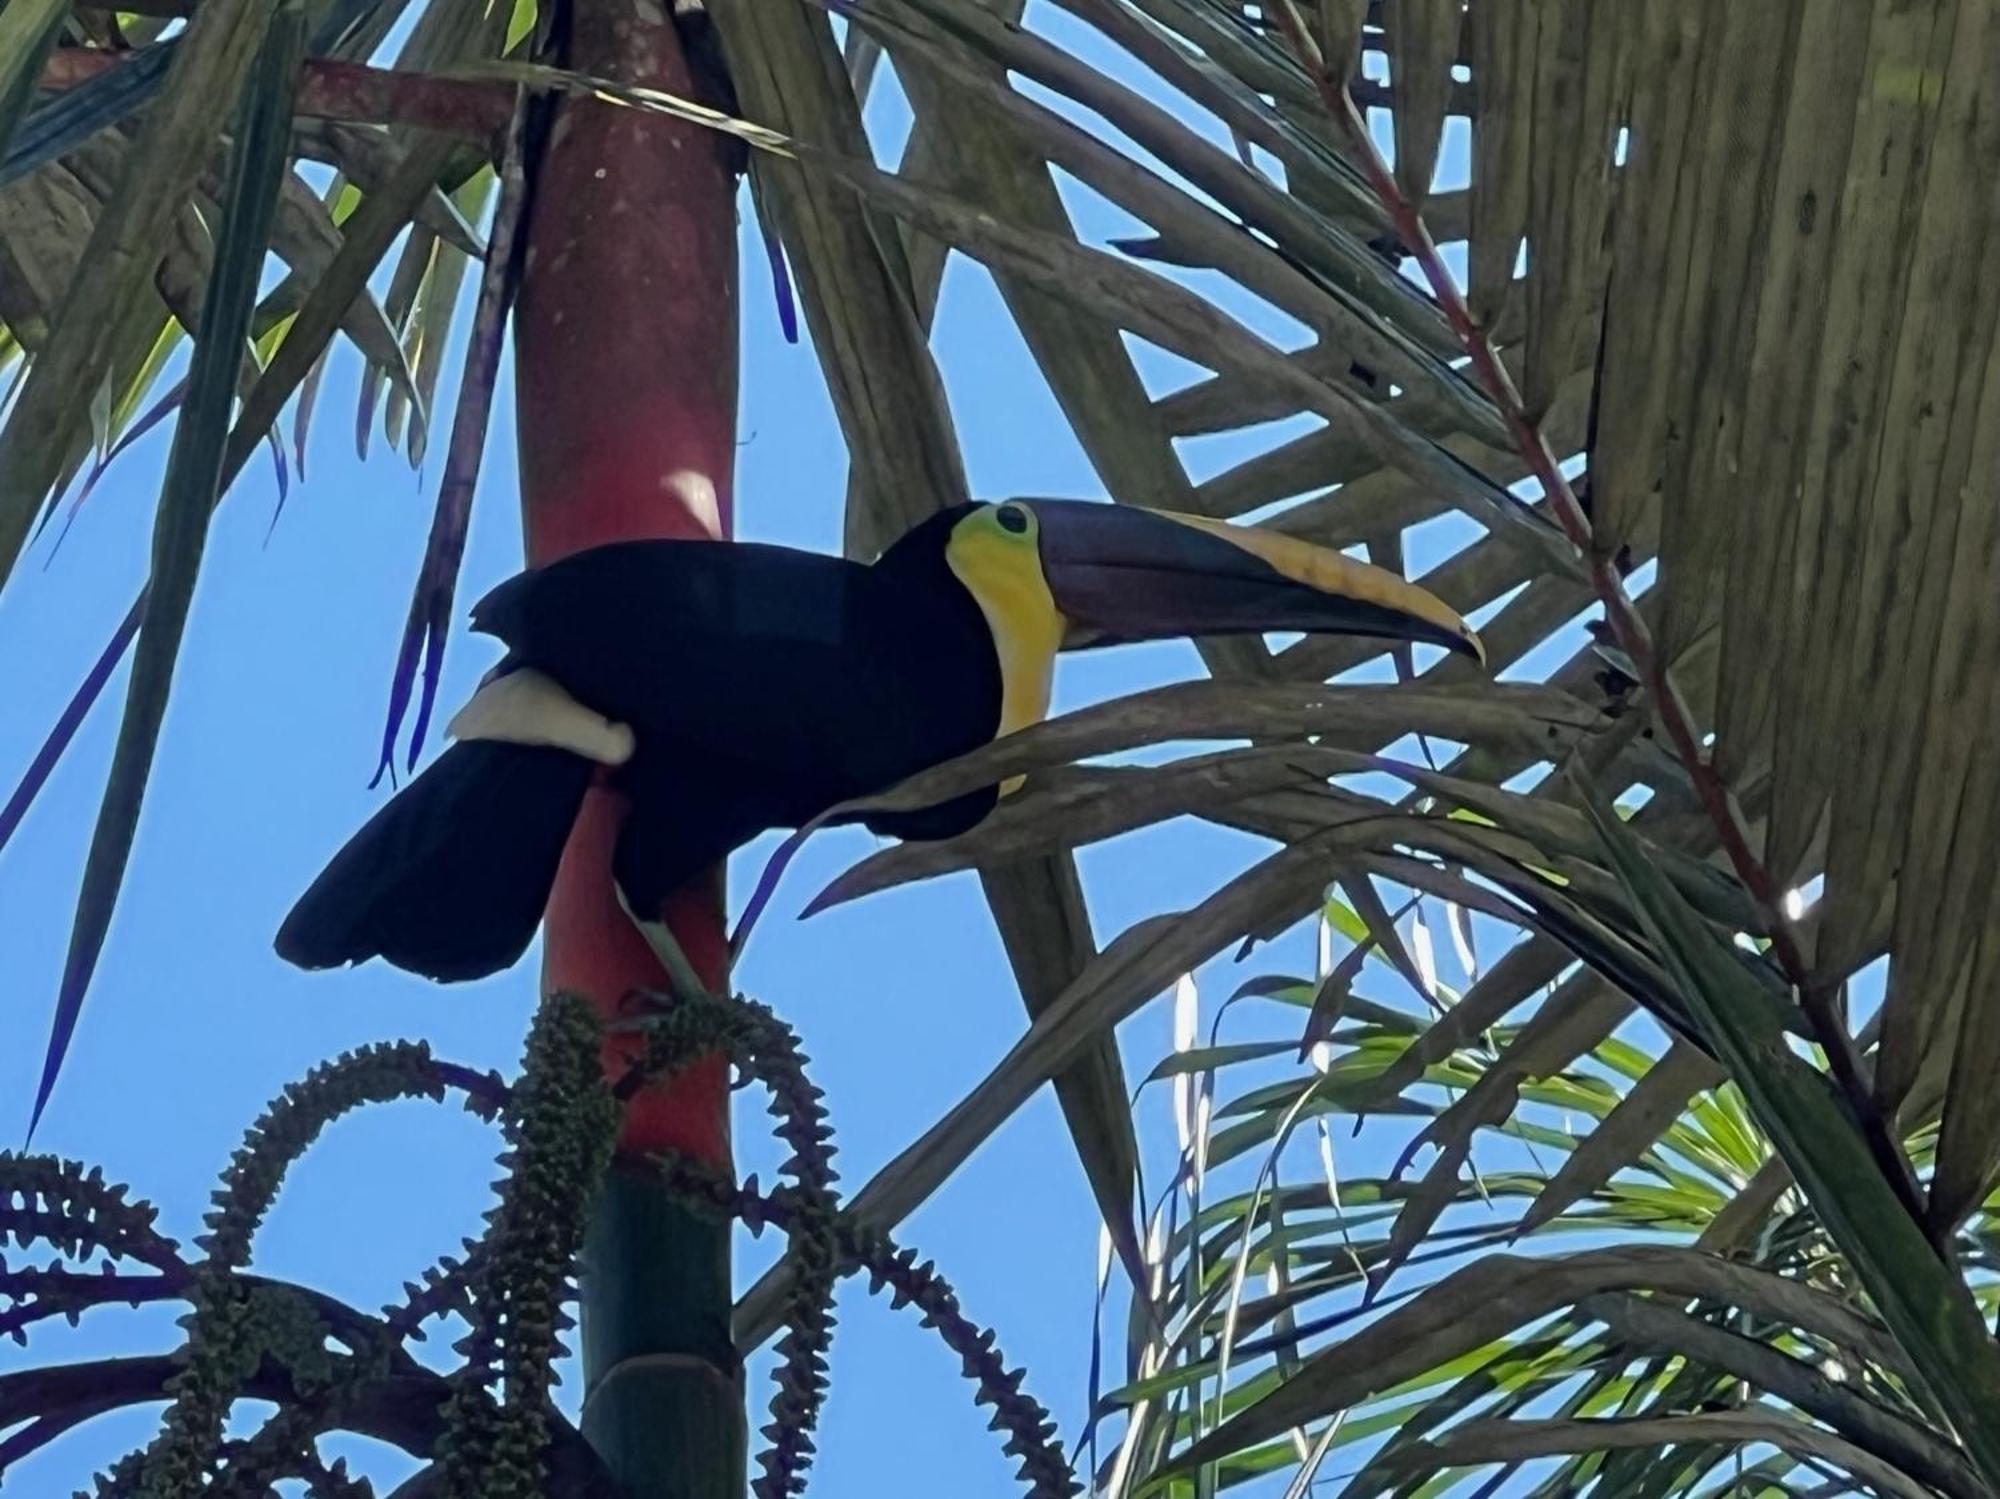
[276,500,1482,981]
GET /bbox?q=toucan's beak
[1023,500,1485,664]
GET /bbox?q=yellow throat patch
[944,505,1064,796]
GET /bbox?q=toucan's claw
[612,882,712,1003]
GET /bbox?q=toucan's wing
[467,540,893,793]
[471,540,869,661]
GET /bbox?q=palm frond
[6,2,2000,1490]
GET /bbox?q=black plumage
[278,508,1000,979]
[278,741,595,980]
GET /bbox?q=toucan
[276,500,1482,981]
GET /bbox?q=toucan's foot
[635,917,710,1004]
[611,882,710,1004]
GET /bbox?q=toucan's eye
[996,504,1030,535]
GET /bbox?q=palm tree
[5,0,2000,1494]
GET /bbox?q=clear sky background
[0,16,1558,1496]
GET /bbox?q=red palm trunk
[511,1,743,1488]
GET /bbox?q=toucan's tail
[276,740,595,982]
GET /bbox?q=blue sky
[0,17,1579,1497]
